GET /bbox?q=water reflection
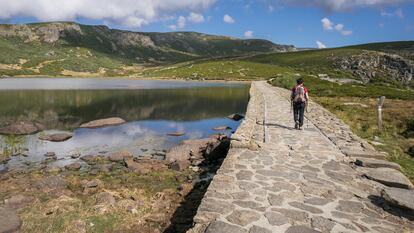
[0,86,250,129]
[0,79,250,170]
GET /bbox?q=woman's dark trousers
[293,102,306,127]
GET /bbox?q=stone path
[188,81,414,233]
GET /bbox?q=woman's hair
[296,78,304,85]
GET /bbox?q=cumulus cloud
[321,17,352,36]
[244,30,254,38]
[187,12,205,23]
[223,14,235,24]
[316,41,327,49]
[168,12,205,30]
[381,8,404,18]
[0,0,216,27]
[321,17,334,30]
[278,0,406,12]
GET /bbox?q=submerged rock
[212,126,232,131]
[79,117,126,128]
[167,132,185,136]
[0,121,44,135]
[65,162,82,171]
[39,132,73,142]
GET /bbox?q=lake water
[0,78,250,171]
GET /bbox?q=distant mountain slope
[146,41,414,88]
[0,22,295,77]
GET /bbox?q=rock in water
[0,121,44,135]
[65,162,82,171]
[227,113,244,121]
[0,207,21,233]
[381,187,414,211]
[212,126,232,131]
[39,132,73,142]
[167,132,185,136]
[79,117,126,128]
[361,167,414,189]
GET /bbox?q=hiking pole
[290,100,293,113]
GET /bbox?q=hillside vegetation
[0,22,294,77]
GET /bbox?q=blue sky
[0,0,413,48]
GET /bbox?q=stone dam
[187,81,414,233]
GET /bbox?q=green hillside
[0,22,294,77]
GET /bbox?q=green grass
[313,97,414,181]
[143,60,293,80]
[269,74,414,100]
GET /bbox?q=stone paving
[188,81,414,233]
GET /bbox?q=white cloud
[381,8,404,18]
[187,12,205,23]
[223,14,235,24]
[321,17,333,30]
[278,0,406,12]
[244,30,254,38]
[316,41,327,49]
[321,17,352,36]
[168,12,206,30]
[0,0,216,27]
[334,23,344,31]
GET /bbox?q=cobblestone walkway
[188,81,414,233]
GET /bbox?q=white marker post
[377,96,386,132]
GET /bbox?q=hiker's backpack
[293,85,306,103]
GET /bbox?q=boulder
[65,162,81,171]
[0,207,21,233]
[0,121,44,135]
[39,133,73,142]
[381,187,414,211]
[79,117,126,128]
[33,176,66,195]
[124,158,167,174]
[108,151,133,162]
[170,160,191,171]
[4,194,36,209]
[165,138,217,163]
[354,157,402,171]
[361,167,413,189]
[82,179,103,194]
[80,155,102,164]
[95,192,116,207]
[227,113,244,121]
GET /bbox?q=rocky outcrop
[331,51,414,85]
[0,22,83,43]
[79,117,126,128]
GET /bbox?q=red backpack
[293,85,306,103]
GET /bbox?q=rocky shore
[0,116,235,233]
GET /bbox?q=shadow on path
[368,195,414,221]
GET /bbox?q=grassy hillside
[0,22,294,77]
